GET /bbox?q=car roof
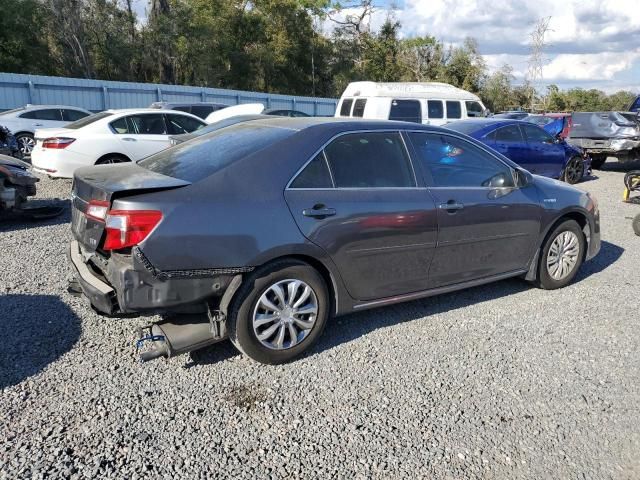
[233,116,444,133]
[105,108,204,116]
[22,104,91,111]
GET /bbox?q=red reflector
[42,137,75,149]
[103,210,162,251]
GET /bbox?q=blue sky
[133,0,639,93]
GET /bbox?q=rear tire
[228,259,329,364]
[562,156,583,184]
[590,155,606,170]
[15,133,35,158]
[535,220,585,290]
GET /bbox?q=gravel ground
[1,164,639,479]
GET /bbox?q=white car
[31,109,206,178]
[0,105,92,156]
[204,103,265,123]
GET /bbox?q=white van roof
[341,81,482,102]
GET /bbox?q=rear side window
[427,100,444,119]
[389,100,421,123]
[323,132,415,188]
[139,123,295,182]
[352,99,367,118]
[339,99,353,117]
[110,117,129,134]
[495,125,524,142]
[446,101,462,119]
[166,114,204,134]
[290,153,333,188]
[126,114,167,134]
[465,101,484,118]
[62,109,89,121]
[20,109,62,121]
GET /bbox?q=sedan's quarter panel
[408,132,542,286]
[285,131,438,301]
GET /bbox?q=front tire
[535,220,585,290]
[228,260,329,364]
[632,213,640,237]
[563,156,584,184]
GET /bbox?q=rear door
[284,131,438,301]
[407,131,541,287]
[108,113,171,160]
[521,123,566,179]
[19,108,66,130]
[492,124,534,171]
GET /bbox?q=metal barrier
[0,72,338,116]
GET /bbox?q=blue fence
[0,73,338,116]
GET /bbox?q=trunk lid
[71,163,190,252]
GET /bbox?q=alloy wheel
[18,136,35,155]
[546,231,580,281]
[252,279,318,350]
[564,157,583,184]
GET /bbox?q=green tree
[0,0,50,75]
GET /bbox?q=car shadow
[574,240,624,282]
[601,158,640,172]
[0,294,82,389]
[0,199,70,232]
[181,241,624,367]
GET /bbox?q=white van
[335,81,487,126]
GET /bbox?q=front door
[407,131,542,287]
[284,131,438,301]
[521,123,566,179]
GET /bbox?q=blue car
[445,119,590,184]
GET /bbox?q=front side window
[62,109,90,121]
[324,132,415,188]
[409,132,514,188]
[290,153,333,189]
[166,114,205,134]
[20,109,62,121]
[352,99,367,118]
[465,101,484,118]
[339,98,353,117]
[389,99,421,123]
[125,114,167,135]
[521,124,553,143]
[427,100,444,119]
[446,101,462,119]
[494,125,524,142]
[191,105,215,119]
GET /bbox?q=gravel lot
[1,165,639,479]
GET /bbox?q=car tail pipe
[136,274,242,362]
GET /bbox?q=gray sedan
[68,118,600,364]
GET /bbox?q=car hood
[0,154,32,169]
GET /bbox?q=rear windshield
[0,107,26,116]
[139,123,295,182]
[444,121,485,135]
[65,111,113,129]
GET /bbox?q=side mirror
[514,168,531,187]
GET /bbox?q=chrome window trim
[286,129,419,191]
[322,150,336,188]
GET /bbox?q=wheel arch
[95,153,131,165]
[525,209,590,281]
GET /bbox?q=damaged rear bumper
[68,240,248,315]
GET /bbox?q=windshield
[139,122,296,182]
[0,107,26,116]
[65,111,112,129]
[526,116,555,126]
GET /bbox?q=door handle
[302,206,336,219]
[122,137,137,142]
[439,201,464,212]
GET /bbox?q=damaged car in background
[568,112,640,169]
[67,117,600,365]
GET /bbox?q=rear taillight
[103,210,162,250]
[42,137,75,149]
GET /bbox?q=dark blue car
[445,119,590,184]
